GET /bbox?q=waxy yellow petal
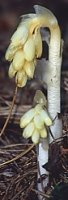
[23,122,35,139]
[8,63,16,78]
[33,30,42,58]
[20,108,35,128]
[15,70,27,87]
[40,126,47,138]
[13,50,25,71]
[34,114,44,129]
[16,70,25,83]
[5,44,18,61]
[11,26,28,47]
[32,130,40,144]
[17,78,27,87]
[24,37,35,61]
[24,61,35,78]
[40,109,52,126]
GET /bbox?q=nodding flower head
[5,16,43,88]
[20,91,52,144]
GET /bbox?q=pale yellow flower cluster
[20,104,52,144]
[5,20,42,87]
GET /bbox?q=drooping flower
[15,70,27,87]
[23,36,35,61]
[8,63,16,78]
[33,29,42,58]
[23,60,35,78]
[20,108,35,128]
[20,103,52,144]
[5,17,43,88]
[13,49,25,71]
[11,25,29,47]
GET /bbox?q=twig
[32,188,50,199]
[60,146,68,155]
[0,86,17,137]
[0,143,34,168]
[0,143,32,149]
[24,181,34,200]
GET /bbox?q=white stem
[37,139,49,200]
[47,28,62,142]
[33,5,62,198]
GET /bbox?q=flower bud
[24,61,35,78]
[23,122,35,139]
[15,70,27,87]
[11,26,28,47]
[5,44,18,61]
[34,90,47,107]
[8,63,16,78]
[40,109,52,126]
[32,130,40,144]
[13,49,25,71]
[24,37,35,61]
[33,30,42,58]
[20,108,35,128]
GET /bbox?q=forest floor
[0,74,68,200]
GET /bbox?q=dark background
[0,0,68,74]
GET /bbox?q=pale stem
[31,6,62,198]
[44,27,62,142]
